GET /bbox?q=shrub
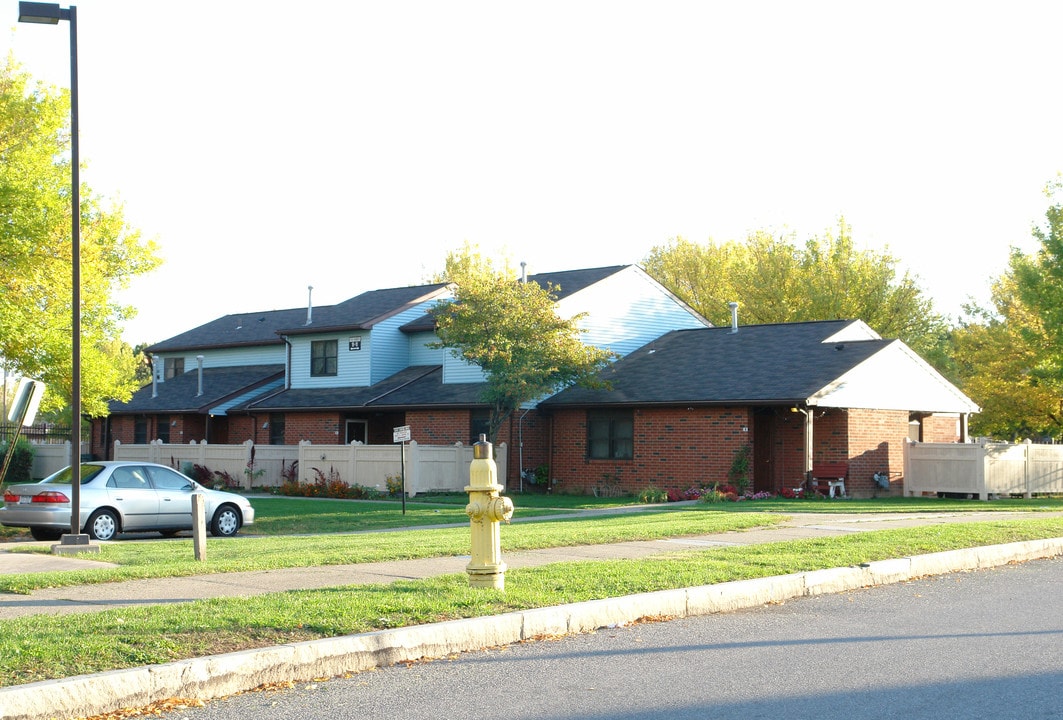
[385,474,404,496]
[0,438,34,484]
[213,469,241,490]
[699,488,728,504]
[637,486,669,504]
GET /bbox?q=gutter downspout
[196,355,204,397]
[518,408,531,493]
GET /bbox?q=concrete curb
[4,536,1063,720]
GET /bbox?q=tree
[429,245,615,445]
[643,219,948,362]
[0,59,160,417]
[954,179,1063,440]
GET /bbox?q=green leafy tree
[429,245,615,445]
[643,219,948,362]
[0,59,160,417]
[956,179,1063,440]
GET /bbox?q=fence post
[977,443,989,500]
[348,441,358,487]
[406,440,419,497]
[1023,439,1032,498]
[298,440,312,483]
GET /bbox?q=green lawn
[1,516,1061,687]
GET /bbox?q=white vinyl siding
[443,353,487,384]
[290,332,371,389]
[153,346,284,382]
[369,301,443,384]
[409,331,445,366]
[554,266,709,357]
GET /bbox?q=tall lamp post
[18,2,91,551]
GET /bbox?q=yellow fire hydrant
[465,434,514,589]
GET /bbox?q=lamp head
[18,2,64,24]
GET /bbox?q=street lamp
[18,2,91,551]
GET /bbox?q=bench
[810,462,848,498]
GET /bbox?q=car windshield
[40,464,107,485]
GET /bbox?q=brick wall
[548,406,752,495]
[922,414,962,443]
[280,412,344,445]
[844,408,908,496]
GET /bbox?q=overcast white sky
[5,1,1062,345]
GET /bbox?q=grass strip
[1,517,1061,686]
[0,508,782,593]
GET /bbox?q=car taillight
[3,492,19,503]
[31,491,70,504]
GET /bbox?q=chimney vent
[729,302,739,333]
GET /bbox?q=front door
[346,419,368,444]
[753,408,776,493]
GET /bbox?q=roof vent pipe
[196,355,204,397]
[306,285,313,325]
[520,261,527,283]
[729,301,739,333]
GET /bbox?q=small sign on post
[393,425,411,514]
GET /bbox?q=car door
[144,466,196,529]
[105,466,159,531]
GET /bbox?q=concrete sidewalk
[2,510,1062,720]
[0,510,1054,620]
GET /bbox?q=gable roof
[540,320,976,413]
[147,284,451,353]
[147,309,307,353]
[237,365,488,412]
[399,265,630,333]
[278,283,450,336]
[110,365,285,414]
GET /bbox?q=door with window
[105,465,158,531]
[346,419,368,445]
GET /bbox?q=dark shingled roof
[147,309,306,353]
[277,284,449,336]
[109,365,285,414]
[147,284,450,352]
[238,366,488,412]
[540,320,889,407]
[400,265,628,333]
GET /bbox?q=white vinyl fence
[904,440,1063,500]
[112,439,507,496]
[31,442,89,479]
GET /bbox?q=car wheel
[85,509,119,541]
[30,527,63,542]
[210,505,242,537]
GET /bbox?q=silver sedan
[0,461,255,541]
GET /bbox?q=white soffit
[810,340,980,413]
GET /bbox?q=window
[156,415,170,443]
[108,466,149,489]
[470,410,490,444]
[146,465,193,491]
[587,410,634,459]
[269,413,286,445]
[134,416,147,444]
[311,339,338,377]
[164,357,184,380]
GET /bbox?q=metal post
[18,3,90,550]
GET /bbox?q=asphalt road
[150,556,1063,720]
